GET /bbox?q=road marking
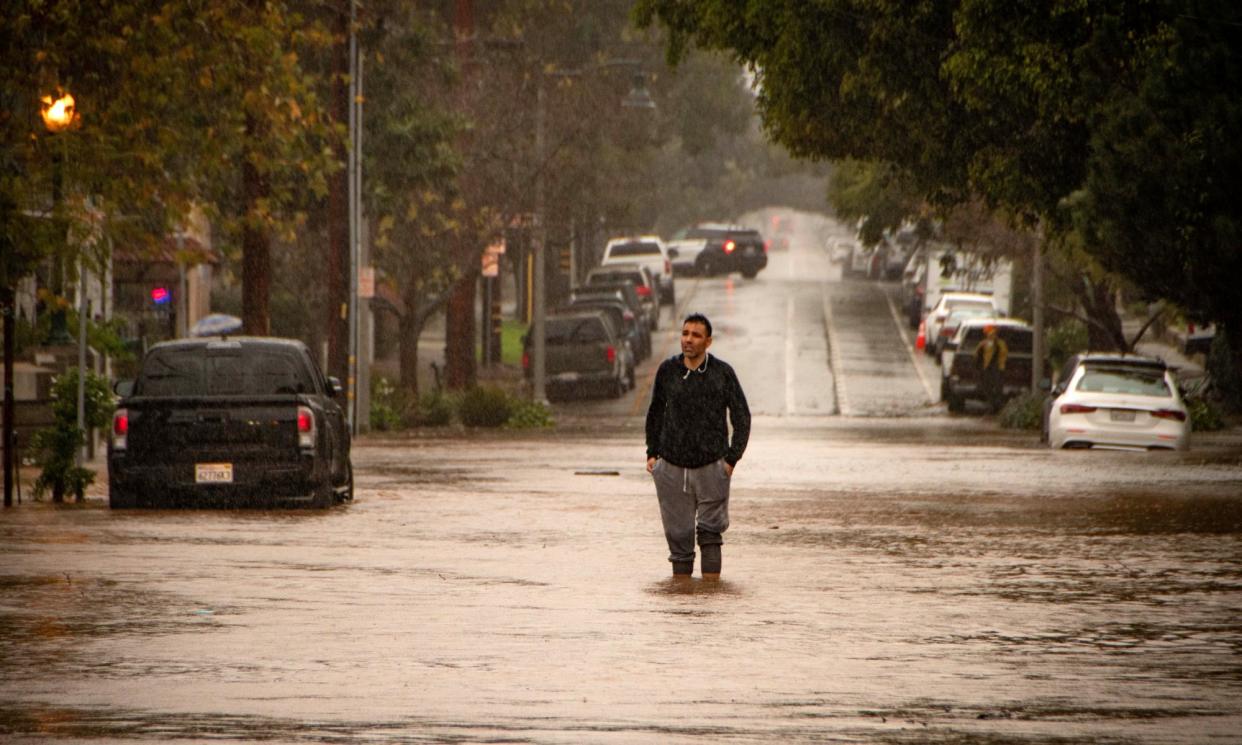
[628,275,702,416]
[884,287,937,405]
[786,295,796,415]
[822,284,851,416]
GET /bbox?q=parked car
[845,242,877,278]
[601,236,675,305]
[924,291,1001,356]
[571,283,652,343]
[563,293,649,362]
[899,249,929,328]
[108,336,353,508]
[665,223,769,278]
[940,318,1035,413]
[931,305,998,360]
[830,240,854,264]
[1043,354,1189,451]
[584,263,660,329]
[523,310,630,399]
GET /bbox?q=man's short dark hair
[683,313,712,337]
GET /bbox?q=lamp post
[41,92,76,347]
[530,62,655,403]
[42,91,90,474]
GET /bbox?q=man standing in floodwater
[646,313,751,578]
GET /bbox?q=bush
[457,386,514,427]
[506,398,554,429]
[369,376,404,432]
[414,392,454,427]
[31,368,114,502]
[1186,395,1227,432]
[998,390,1045,430]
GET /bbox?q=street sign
[482,240,505,278]
[358,266,375,299]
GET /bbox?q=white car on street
[1046,354,1190,451]
[601,236,675,305]
[924,292,1000,355]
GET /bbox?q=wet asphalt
[2,214,1241,743]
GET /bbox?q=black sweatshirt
[645,353,751,468]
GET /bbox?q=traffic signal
[149,285,172,312]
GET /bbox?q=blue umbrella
[191,313,243,337]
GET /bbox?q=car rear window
[1076,366,1171,397]
[961,327,1033,354]
[588,271,644,286]
[608,242,661,257]
[945,298,996,313]
[139,347,314,396]
[546,317,607,344]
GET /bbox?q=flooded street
[3,419,1242,743]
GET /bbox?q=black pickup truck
[108,337,352,508]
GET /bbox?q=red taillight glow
[763,240,770,253]
[1060,403,1098,415]
[664,259,671,274]
[606,345,617,363]
[112,408,128,450]
[113,409,129,435]
[635,285,652,297]
[522,351,530,369]
[723,240,736,254]
[1152,409,1187,422]
[297,406,316,449]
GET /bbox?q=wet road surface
[2,418,1242,743]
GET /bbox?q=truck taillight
[112,409,128,450]
[635,285,652,297]
[723,239,736,254]
[606,345,617,364]
[297,406,316,449]
[522,351,530,369]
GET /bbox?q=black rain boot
[700,544,722,576]
[672,560,694,576]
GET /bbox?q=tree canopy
[635,0,1242,367]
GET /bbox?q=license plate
[1109,410,1136,422]
[195,463,234,483]
[554,371,581,383]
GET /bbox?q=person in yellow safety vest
[974,324,1009,413]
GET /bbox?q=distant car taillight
[1060,403,1097,415]
[763,240,770,253]
[635,285,652,297]
[297,405,316,449]
[606,345,617,364]
[522,351,530,369]
[1152,409,1187,422]
[112,408,128,450]
[723,239,736,254]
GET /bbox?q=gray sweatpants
[651,458,731,564]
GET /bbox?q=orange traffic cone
[915,319,926,351]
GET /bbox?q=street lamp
[41,90,89,472]
[531,63,655,404]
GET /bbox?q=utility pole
[532,76,547,403]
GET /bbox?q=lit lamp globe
[41,92,77,132]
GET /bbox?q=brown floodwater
[2,417,1241,743]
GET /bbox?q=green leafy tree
[635,0,1242,379]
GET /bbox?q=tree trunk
[241,111,271,336]
[1073,276,1127,352]
[397,308,423,402]
[444,267,477,390]
[325,0,351,383]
